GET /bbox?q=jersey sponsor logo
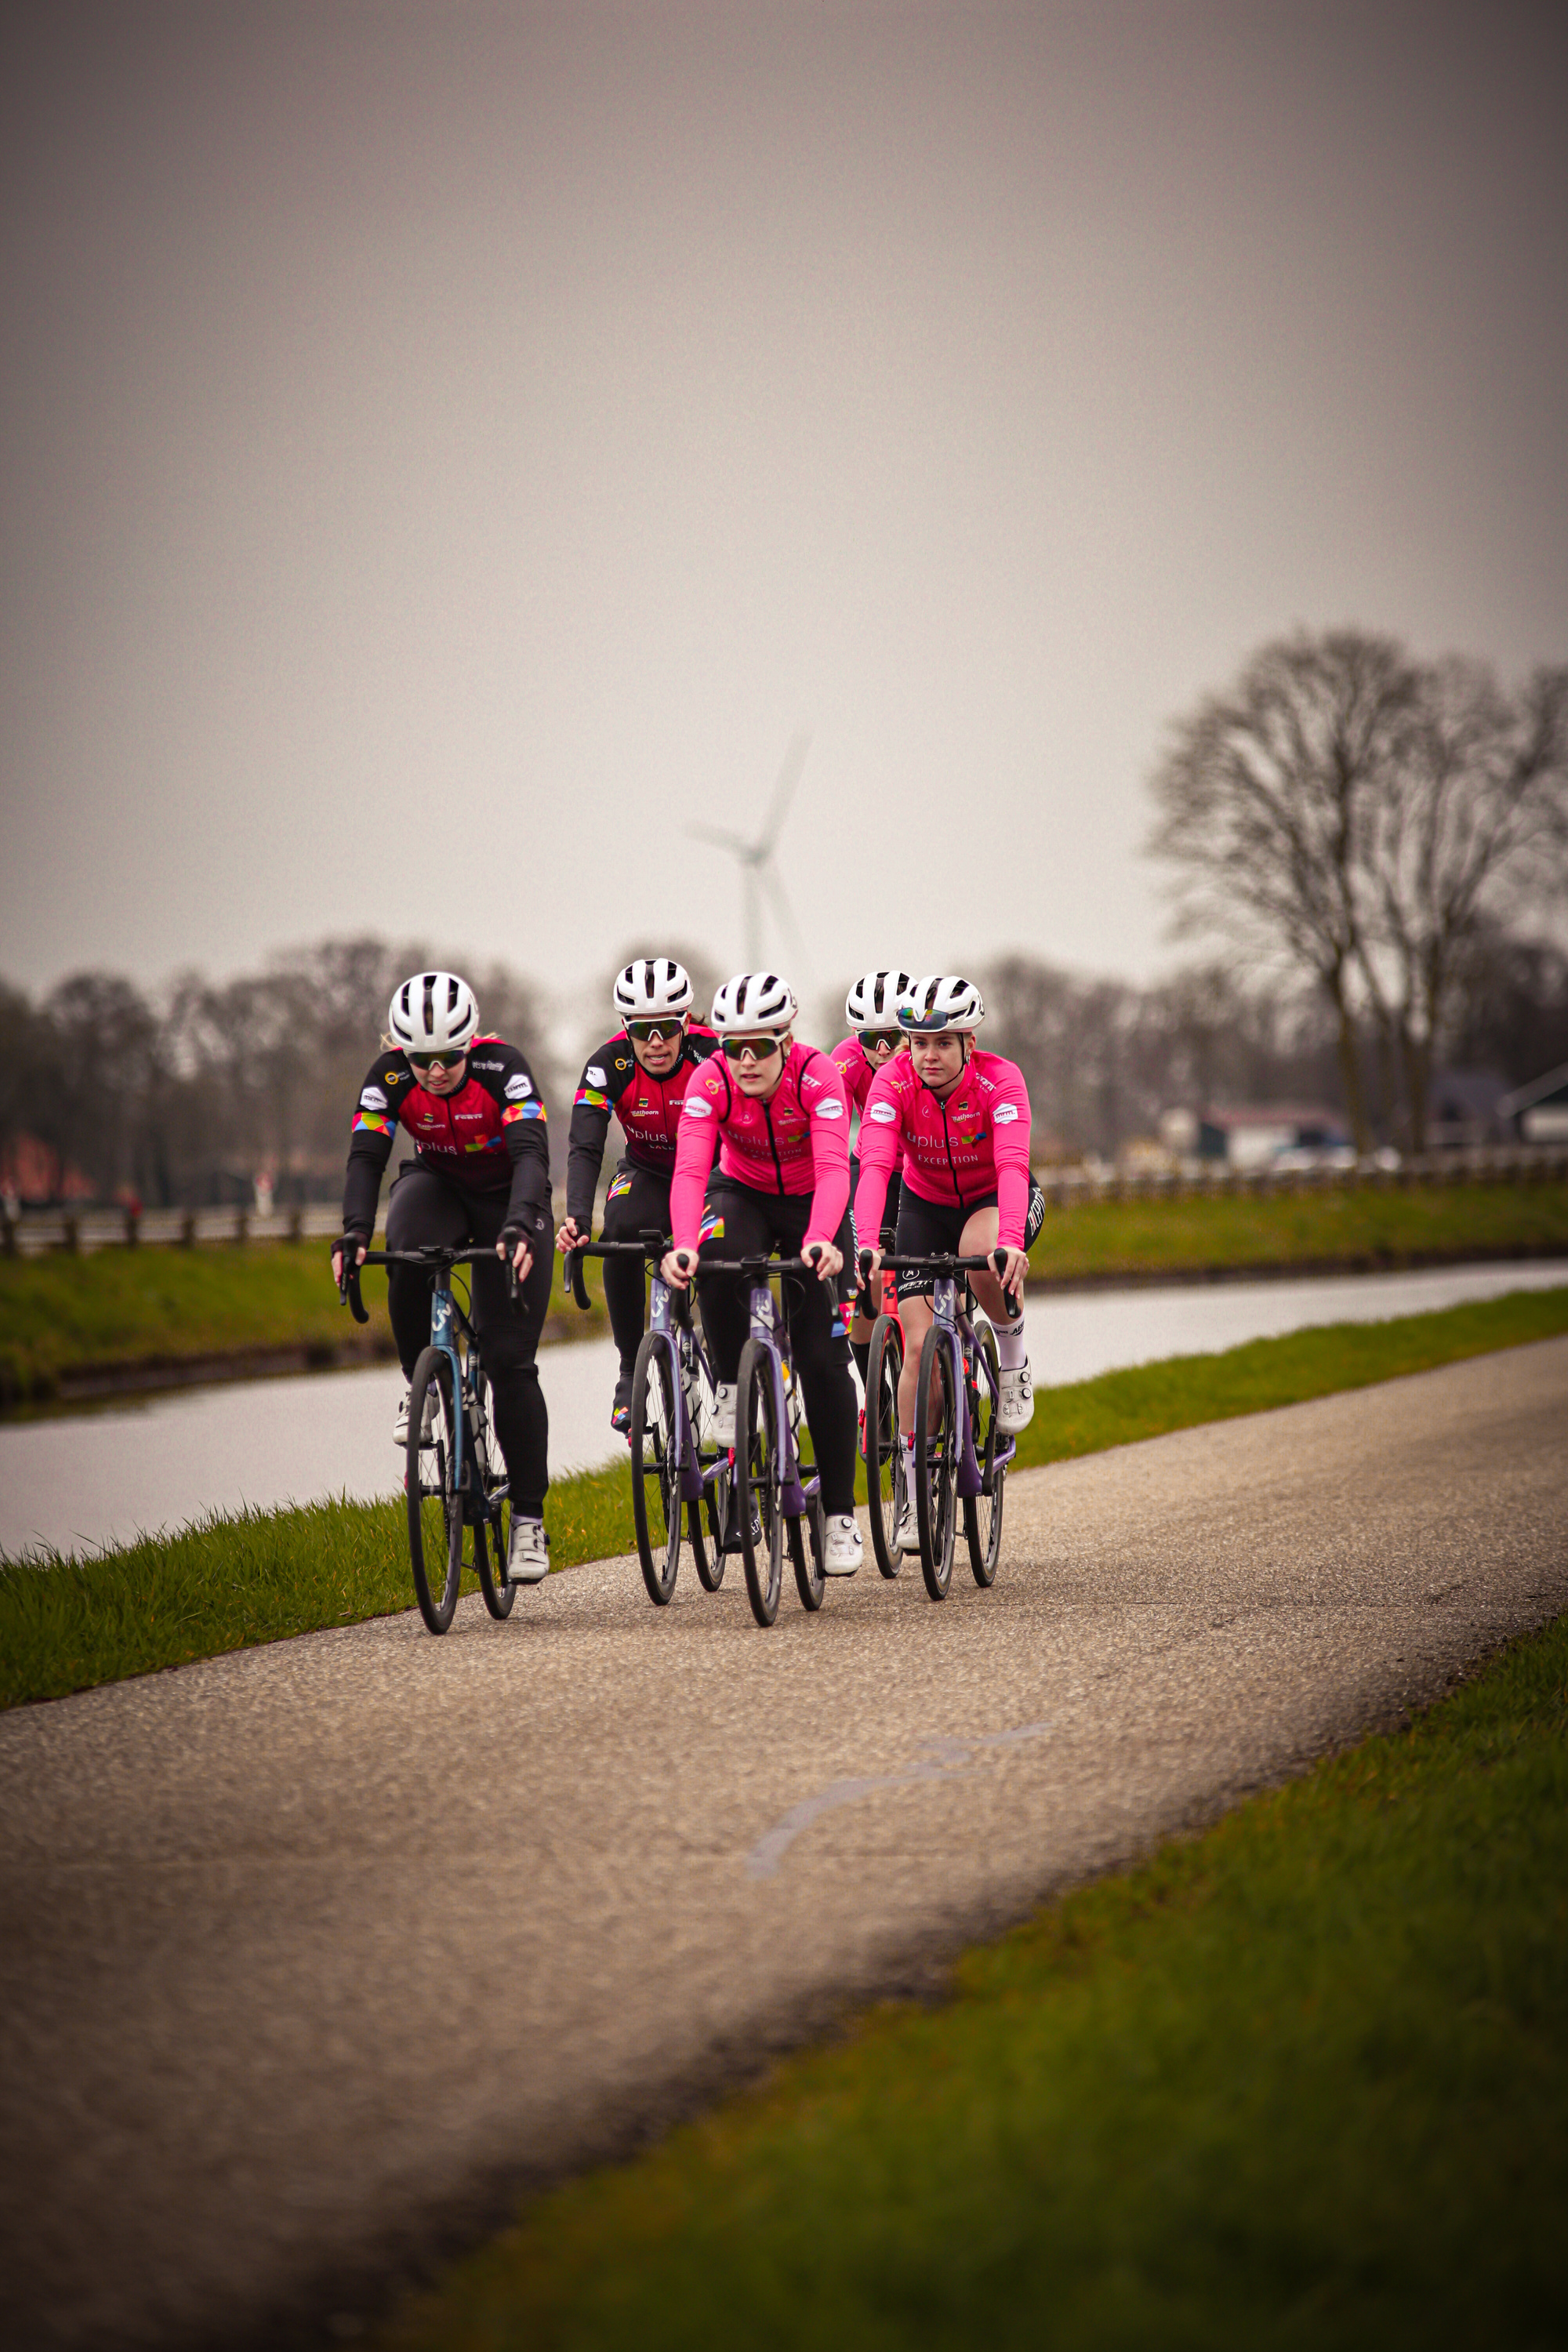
[504,1073,533,1101]
[359,1085,387,1111]
[384,1069,401,1085]
[607,1168,633,1201]
[698,1205,724,1242]
[683,1098,714,1118]
[868,1101,898,1123]
[586,1065,607,1088]
[470,1057,504,1074]
[815,1098,844,1118]
[503,1101,546,1124]
[993,1102,1020,1123]
[351,1111,390,1134]
[464,1134,504,1152]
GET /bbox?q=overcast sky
[4,0,1566,1016]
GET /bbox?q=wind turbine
[687,731,812,977]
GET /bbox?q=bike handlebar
[336,1241,524,1323]
[858,1245,1021,1321]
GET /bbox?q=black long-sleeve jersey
[341,1035,550,1238]
[564,1026,719,1227]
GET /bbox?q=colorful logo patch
[607,1170,633,1202]
[503,1101,546,1124]
[351,1112,390,1135]
[575,1087,609,1112]
[698,1207,725,1242]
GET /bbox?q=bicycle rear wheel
[788,1492,826,1611]
[864,1313,905,1580]
[963,1320,1004,1588]
[407,1345,463,1635]
[630,1330,682,1605]
[915,1322,958,1601]
[737,1338,784,1626]
[691,1457,727,1592]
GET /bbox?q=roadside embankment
[5,1282,1566,1708]
[0,1239,611,1409]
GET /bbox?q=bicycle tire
[963,1319,1004,1588]
[864,1313,905,1580]
[630,1330,682,1606]
[407,1345,464,1635]
[915,1321,957,1601]
[788,1492,826,1612]
[691,1458,727,1592]
[737,1338,784,1626]
[470,1369,516,1619]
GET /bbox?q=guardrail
[4,1147,1566,1256]
[1033,1145,1568,1208]
[2,1203,348,1257]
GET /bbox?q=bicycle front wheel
[630,1330,682,1605]
[964,1319,1004,1588]
[864,1313,905,1580]
[475,1497,515,1619]
[915,1322,958,1601]
[407,1346,463,1634]
[737,1338,784,1626]
[691,1460,727,1592]
[788,1493,826,1612]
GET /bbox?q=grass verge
[3,1283,1566,1710]
[374,1609,1568,2352]
[1025,1176,1568,1283]
[0,1242,609,1407]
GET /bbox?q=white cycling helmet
[710,971,797,1035]
[897,975,985,1033]
[612,957,693,1022]
[388,971,480,1056]
[845,969,913,1029]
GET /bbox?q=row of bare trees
[1147,632,1568,1152]
[0,941,559,1208]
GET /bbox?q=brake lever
[566,1248,592,1312]
[339,1251,368,1326]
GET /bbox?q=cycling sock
[851,1338,870,1389]
[994,1313,1027,1370]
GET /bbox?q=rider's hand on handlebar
[660,1247,697,1290]
[498,1225,534,1279]
[859,1243,884,1283]
[555,1216,584,1257]
[993,1244,1029,1297]
[805,1239,843,1282]
[332,1235,368,1287]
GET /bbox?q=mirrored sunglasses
[626,1019,684,1044]
[721,1035,783,1063]
[409,1049,466,1070]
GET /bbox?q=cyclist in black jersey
[332,969,555,1584]
[556,958,719,1432]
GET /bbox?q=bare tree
[1147,630,1425,1152]
[1356,661,1568,1147]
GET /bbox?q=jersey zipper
[762,1093,787,1193]
[938,1085,968,1210]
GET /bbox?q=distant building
[1188,1105,1349,1171]
[1425,1069,1510,1148]
[1497,1062,1568,1144]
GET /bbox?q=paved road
[2,1340,1565,2350]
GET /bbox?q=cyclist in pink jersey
[855,975,1044,1552]
[829,967,911,1396]
[662,970,862,1575]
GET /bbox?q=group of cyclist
[332,957,1043,1589]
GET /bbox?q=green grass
[374,1610,1568,2352]
[2,1182,1560,1405]
[1026,1177,1568,1283]
[0,1240,608,1406]
[3,1284,1565,1711]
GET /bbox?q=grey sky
[4,0,1566,1010]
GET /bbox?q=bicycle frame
[564,1234,727,1511]
[926,1273,1011,1499]
[342,1246,507,1509]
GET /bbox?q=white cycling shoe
[998,1362,1035,1435]
[393,1385,437,1449]
[891,1487,920,1555]
[710,1381,737,1448]
[823,1514,862,1575]
[507,1515,550,1584]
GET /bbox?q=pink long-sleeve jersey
[853,1048,1033,1248]
[669,1042,851,1253]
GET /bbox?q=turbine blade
[760,860,810,981]
[686,822,750,855]
[756,730,811,855]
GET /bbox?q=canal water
[2,1260,1564,1559]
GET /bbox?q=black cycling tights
[599,1159,676,1378]
[384,1164,554,1518]
[695,1181,858,1517]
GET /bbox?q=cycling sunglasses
[858,1029,902,1053]
[721,1035,783,1064]
[408,1048,466,1070]
[626,1018,685,1044]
